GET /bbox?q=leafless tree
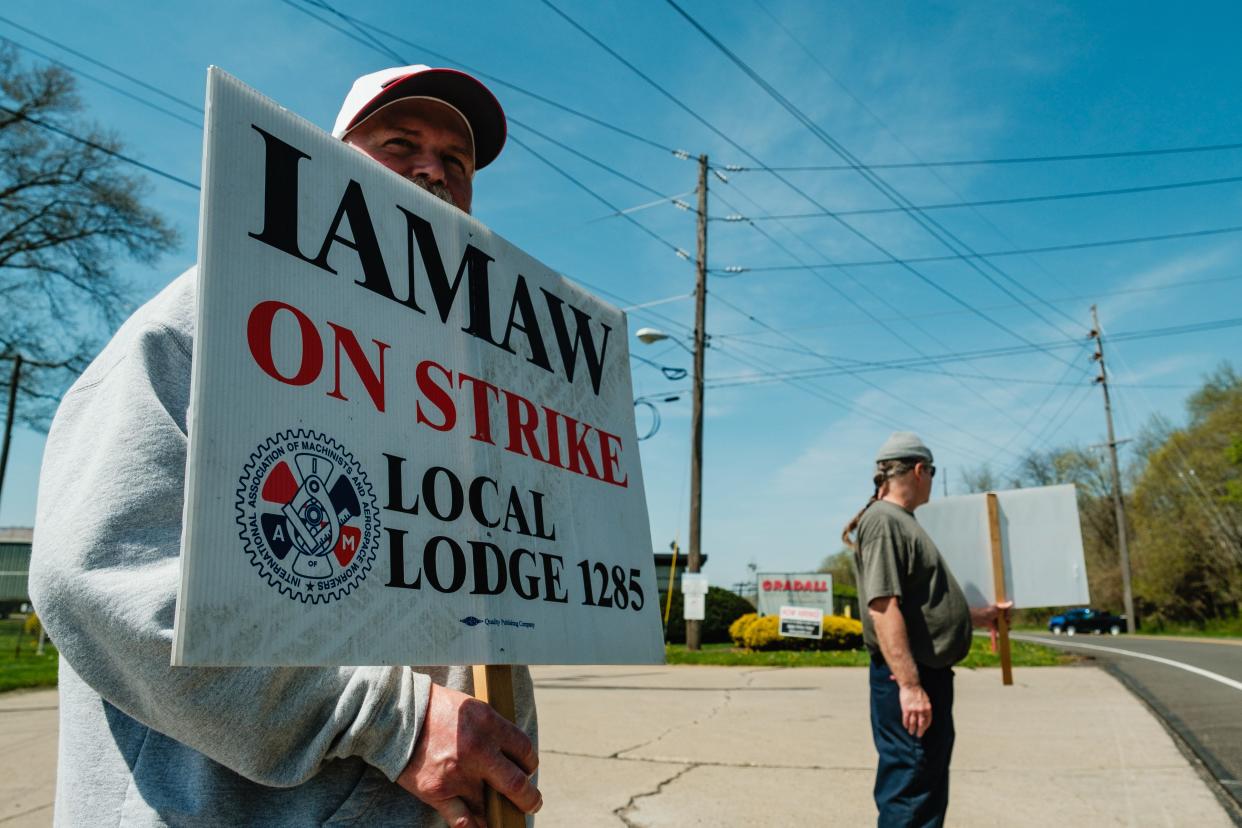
[1,45,177,428]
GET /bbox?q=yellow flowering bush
[729,613,759,646]
[822,615,864,650]
[730,612,863,651]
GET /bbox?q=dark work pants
[869,656,956,828]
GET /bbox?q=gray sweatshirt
[29,269,537,826]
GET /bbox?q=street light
[636,319,707,650]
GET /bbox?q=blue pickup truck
[1048,608,1125,636]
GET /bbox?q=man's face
[914,462,935,506]
[344,98,475,213]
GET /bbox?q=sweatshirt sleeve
[29,314,429,787]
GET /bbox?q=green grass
[665,635,1077,668]
[1137,616,1242,638]
[0,616,59,693]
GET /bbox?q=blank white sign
[914,484,1089,609]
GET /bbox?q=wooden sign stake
[986,493,1014,686]
[472,665,527,828]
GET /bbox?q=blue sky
[3,1,1242,591]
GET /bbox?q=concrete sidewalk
[0,665,1232,826]
[532,664,1234,827]
[0,688,57,826]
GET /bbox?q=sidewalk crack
[614,763,699,828]
[611,689,734,758]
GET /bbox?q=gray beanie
[875,431,933,464]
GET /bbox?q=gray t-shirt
[854,500,972,668]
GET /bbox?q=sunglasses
[923,463,937,478]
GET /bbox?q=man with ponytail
[843,432,1010,827]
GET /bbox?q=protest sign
[756,573,833,617]
[778,606,823,639]
[171,69,663,667]
[915,484,1089,609]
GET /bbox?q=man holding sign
[842,432,1010,827]
[31,66,540,828]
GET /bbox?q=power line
[279,0,694,266]
[0,104,200,190]
[701,323,1001,465]
[703,315,1242,389]
[988,347,1094,474]
[711,271,1242,336]
[7,7,690,268]
[556,0,1080,358]
[664,1,1090,343]
[708,183,1047,437]
[543,0,1082,387]
[246,0,706,352]
[0,35,202,129]
[587,191,695,224]
[994,381,1097,482]
[508,118,668,199]
[278,0,680,155]
[720,338,1195,389]
[508,133,687,258]
[718,174,1242,221]
[591,142,1042,451]
[716,224,1242,273]
[717,141,1242,172]
[709,292,1029,461]
[0,14,203,115]
[749,0,1085,303]
[4,2,704,359]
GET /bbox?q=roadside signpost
[173,69,664,826]
[917,484,1089,685]
[682,573,708,621]
[778,605,823,639]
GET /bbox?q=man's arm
[29,311,539,822]
[868,595,932,738]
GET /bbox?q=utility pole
[0,354,24,513]
[686,154,708,651]
[1089,306,1136,633]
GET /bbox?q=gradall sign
[172,69,663,667]
[756,572,834,617]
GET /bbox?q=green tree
[961,365,1242,626]
[1129,366,1242,624]
[817,548,856,588]
[1,46,177,428]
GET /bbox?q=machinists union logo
[235,429,379,604]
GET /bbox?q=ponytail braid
[840,458,918,548]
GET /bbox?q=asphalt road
[1017,632,1242,811]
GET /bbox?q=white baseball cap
[332,64,507,169]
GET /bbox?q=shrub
[729,612,759,646]
[733,613,864,652]
[822,615,864,650]
[742,614,783,650]
[664,586,755,644]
